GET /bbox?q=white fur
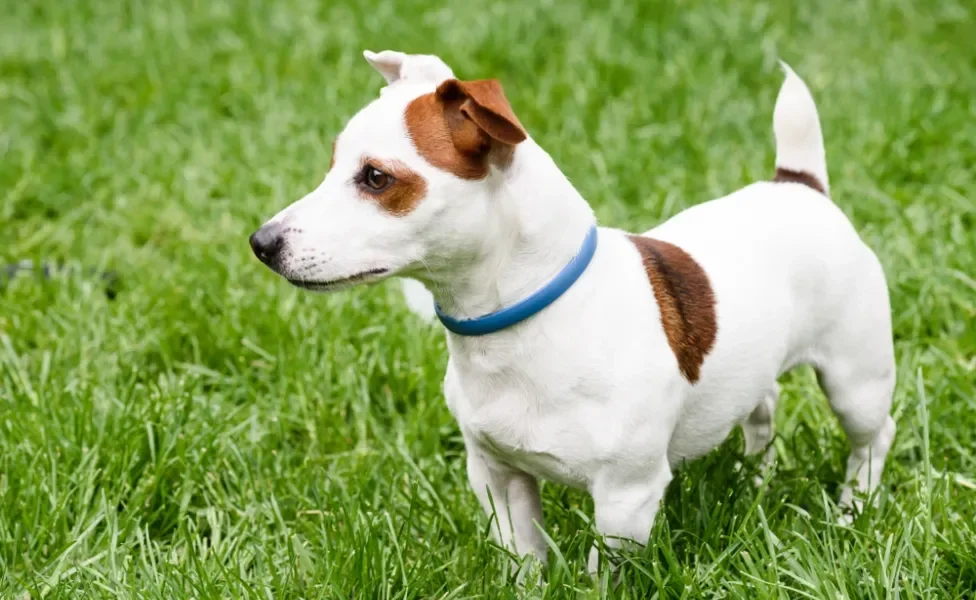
[254,54,896,575]
[363,50,455,95]
[774,62,830,193]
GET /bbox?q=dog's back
[637,67,895,479]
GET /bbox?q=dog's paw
[835,489,864,526]
[836,511,855,527]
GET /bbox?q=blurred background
[1,0,974,597]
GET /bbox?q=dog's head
[249,50,528,291]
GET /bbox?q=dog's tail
[772,62,829,195]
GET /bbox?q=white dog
[250,50,896,574]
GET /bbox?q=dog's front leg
[588,458,672,577]
[465,444,547,571]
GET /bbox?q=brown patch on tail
[404,78,527,180]
[629,236,717,383]
[773,167,826,195]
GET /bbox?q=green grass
[1,0,975,597]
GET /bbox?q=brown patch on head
[773,167,826,195]
[404,93,488,179]
[438,79,527,146]
[357,157,428,216]
[629,236,717,383]
[329,139,337,171]
[404,78,527,180]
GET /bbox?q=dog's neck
[422,140,596,321]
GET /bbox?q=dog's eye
[358,166,394,192]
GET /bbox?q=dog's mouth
[287,268,391,291]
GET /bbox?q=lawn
[1,0,975,597]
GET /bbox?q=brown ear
[436,79,528,148]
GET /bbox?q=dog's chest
[469,404,590,488]
[446,361,597,488]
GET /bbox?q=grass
[1,0,974,597]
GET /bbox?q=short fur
[405,80,526,181]
[250,52,896,577]
[358,157,428,215]
[628,236,716,383]
[773,167,827,194]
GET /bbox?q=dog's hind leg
[815,275,897,517]
[743,383,778,455]
[817,362,896,516]
[742,383,779,485]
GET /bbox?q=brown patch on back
[628,236,717,383]
[358,157,427,216]
[773,167,826,195]
[404,78,527,179]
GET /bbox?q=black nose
[249,223,284,266]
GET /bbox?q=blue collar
[434,225,599,336]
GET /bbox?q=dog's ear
[364,50,454,87]
[436,79,527,151]
[363,50,408,84]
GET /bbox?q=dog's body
[251,51,895,573]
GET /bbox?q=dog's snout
[249,223,285,266]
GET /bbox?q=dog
[249,50,896,575]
